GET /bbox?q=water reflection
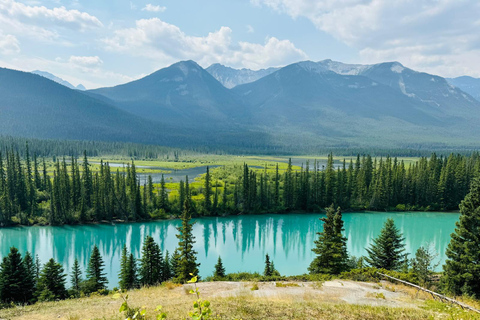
[0,212,459,288]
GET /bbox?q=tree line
[0,145,479,226]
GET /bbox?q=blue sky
[0,0,479,88]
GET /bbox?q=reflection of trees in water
[0,213,459,288]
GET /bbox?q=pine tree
[119,245,130,290]
[308,205,349,274]
[70,258,83,297]
[365,218,407,270]
[203,166,212,214]
[23,251,37,302]
[163,250,172,281]
[442,177,480,297]
[85,245,108,292]
[127,253,138,288]
[0,247,29,303]
[264,254,273,277]
[214,256,226,279]
[175,200,200,283]
[139,236,163,286]
[36,258,67,301]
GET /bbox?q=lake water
[0,212,459,288]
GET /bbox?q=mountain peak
[31,70,86,90]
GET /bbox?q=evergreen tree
[36,258,67,301]
[127,253,138,289]
[119,245,131,290]
[203,166,212,214]
[213,256,226,279]
[264,254,274,277]
[70,258,83,297]
[85,245,108,292]
[162,250,173,281]
[0,247,29,303]
[308,205,349,274]
[139,236,163,286]
[412,244,439,288]
[442,177,480,297]
[365,218,407,270]
[175,200,200,283]
[23,251,37,302]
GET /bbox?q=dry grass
[1,281,479,320]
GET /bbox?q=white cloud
[0,34,20,55]
[142,4,166,12]
[69,55,103,67]
[246,24,255,33]
[103,18,307,69]
[0,0,103,31]
[252,0,480,77]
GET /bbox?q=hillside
[232,61,480,149]
[0,68,169,144]
[0,280,473,320]
[89,61,246,129]
[447,76,480,102]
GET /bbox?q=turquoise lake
[0,212,459,288]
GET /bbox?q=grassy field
[1,280,479,320]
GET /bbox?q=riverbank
[1,280,477,320]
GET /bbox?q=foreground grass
[1,281,478,320]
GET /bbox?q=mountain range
[32,70,86,91]
[0,59,479,152]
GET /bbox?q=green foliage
[0,247,32,303]
[175,201,200,283]
[139,236,164,286]
[70,258,83,298]
[442,177,480,298]
[85,245,108,293]
[309,205,349,275]
[213,256,226,279]
[365,218,407,271]
[187,274,213,320]
[36,258,68,301]
[119,245,139,290]
[411,244,439,288]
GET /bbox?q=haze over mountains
[0,59,479,152]
[32,70,86,91]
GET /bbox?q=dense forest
[0,135,478,159]
[0,143,479,226]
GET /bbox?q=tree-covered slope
[0,67,165,144]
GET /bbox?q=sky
[0,0,479,89]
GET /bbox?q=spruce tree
[442,177,480,297]
[309,205,349,274]
[264,254,273,277]
[0,247,29,303]
[127,253,138,288]
[214,256,226,279]
[139,236,163,286]
[175,200,200,283]
[36,258,67,301]
[119,245,130,290]
[163,250,172,281]
[70,258,83,297]
[85,245,108,292]
[23,251,37,302]
[203,166,212,214]
[365,218,407,270]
